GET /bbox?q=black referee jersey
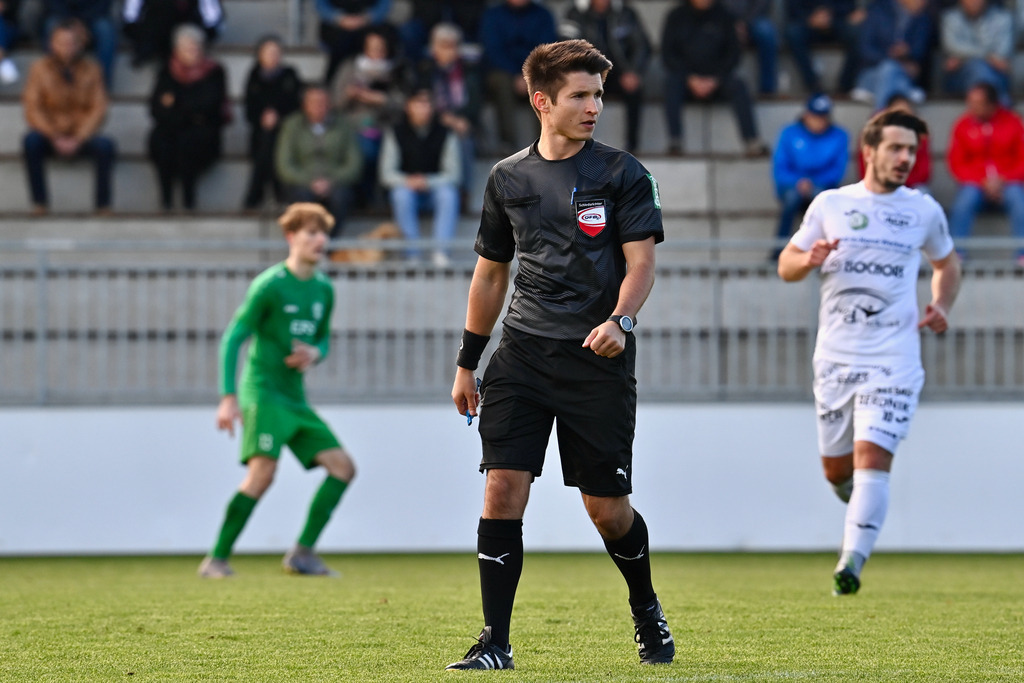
[475,139,664,341]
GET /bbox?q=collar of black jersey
[530,138,595,160]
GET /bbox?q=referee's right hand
[452,367,480,418]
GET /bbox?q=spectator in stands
[316,0,392,85]
[379,86,461,265]
[242,35,302,211]
[332,26,404,207]
[784,0,864,95]
[721,0,779,95]
[275,84,363,238]
[0,0,22,84]
[940,0,1012,103]
[849,0,931,110]
[946,82,1024,264]
[147,24,228,212]
[22,18,115,215]
[42,0,117,88]
[561,0,651,154]
[661,0,769,158]
[122,0,223,67]
[771,94,848,251]
[858,93,930,191]
[400,0,486,62]
[415,22,482,198]
[479,0,558,154]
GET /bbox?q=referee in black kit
[447,39,674,671]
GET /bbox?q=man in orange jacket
[22,19,115,215]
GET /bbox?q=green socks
[211,491,258,559]
[297,476,349,549]
[211,477,348,559]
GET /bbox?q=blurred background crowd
[3,0,1024,264]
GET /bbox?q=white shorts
[812,359,925,457]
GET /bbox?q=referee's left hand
[583,322,625,358]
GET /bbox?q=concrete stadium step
[0,157,251,213]
[0,95,972,160]
[0,101,250,156]
[2,209,1018,267]
[0,149,974,217]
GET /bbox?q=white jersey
[791,181,954,366]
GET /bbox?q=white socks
[839,469,890,573]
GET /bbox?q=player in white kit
[778,108,962,595]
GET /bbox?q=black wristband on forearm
[456,329,490,370]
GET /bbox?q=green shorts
[240,401,341,470]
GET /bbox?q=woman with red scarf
[148,23,228,211]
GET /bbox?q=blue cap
[806,94,833,116]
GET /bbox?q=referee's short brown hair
[278,202,335,235]
[522,39,612,109]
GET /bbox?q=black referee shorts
[477,326,637,497]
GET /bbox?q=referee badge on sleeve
[575,199,606,237]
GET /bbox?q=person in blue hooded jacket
[772,94,849,251]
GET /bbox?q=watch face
[620,316,634,332]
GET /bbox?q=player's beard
[871,161,909,192]
[878,175,904,192]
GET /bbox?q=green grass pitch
[1,553,1022,681]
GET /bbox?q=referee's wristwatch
[607,315,635,333]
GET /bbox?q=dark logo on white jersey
[843,261,905,278]
[819,408,844,424]
[875,208,918,231]
[828,287,899,327]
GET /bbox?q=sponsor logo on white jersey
[828,288,899,327]
[876,207,918,231]
[845,209,869,230]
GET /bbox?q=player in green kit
[198,202,356,578]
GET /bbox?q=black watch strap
[607,315,635,332]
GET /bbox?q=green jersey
[219,262,334,408]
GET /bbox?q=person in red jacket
[859,94,930,192]
[947,82,1024,263]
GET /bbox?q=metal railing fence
[1,239,1022,406]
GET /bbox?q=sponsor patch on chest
[575,199,606,237]
[875,207,919,231]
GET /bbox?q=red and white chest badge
[576,199,606,237]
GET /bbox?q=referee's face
[543,71,604,143]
